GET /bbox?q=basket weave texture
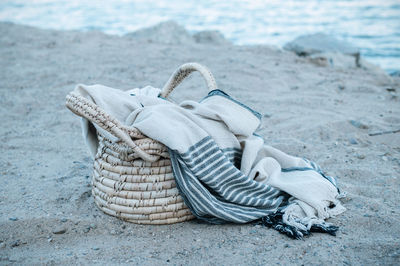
[66,63,217,224]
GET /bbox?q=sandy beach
[0,21,399,265]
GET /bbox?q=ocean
[1,0,399,73]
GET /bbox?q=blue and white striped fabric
[169,136,285,224]
[129,88,345,236]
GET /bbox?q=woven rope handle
[160,62,217,98]
[66,92,160,162]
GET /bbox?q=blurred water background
[1,0,399,73]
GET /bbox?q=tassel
[310,223,338,236]
[260,211,339,239]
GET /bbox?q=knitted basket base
[91,134,195,225]
[93,189,195,225]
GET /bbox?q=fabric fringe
[260,211,339,239]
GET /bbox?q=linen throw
[75,84,346,239]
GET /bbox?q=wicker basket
[66,63,218,224]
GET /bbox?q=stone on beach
[284,32,390,80]
[193,30,231,45]
[284,33,360,57]
[52,228,67,235]
[125,20,230,45]
[125,20,194,44]
[284,33,360,66]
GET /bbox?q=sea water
[1,0,399,73]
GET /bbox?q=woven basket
[66,63,218,224]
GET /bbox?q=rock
[389,70,400,77]
[263,113,272,118]
[125,21,194,44]
[349,120,368,129]
[349,138,358,145]
[0,242,6,249]
[193,30,230,45]
[284,33,359,57]
[290,86,299,90]
[52,228,67,234]
[60,218,68,223]
[284,33,360,66]
[11,240,21,247]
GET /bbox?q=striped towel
[133,89,346,238]
[169,136,285,224]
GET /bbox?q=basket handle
[160,62,217,98]
[66,92,161,162]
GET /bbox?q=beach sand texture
[0,22,399,265]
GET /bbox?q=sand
[0,21,399,265]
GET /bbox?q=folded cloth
[75,84,346,239]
